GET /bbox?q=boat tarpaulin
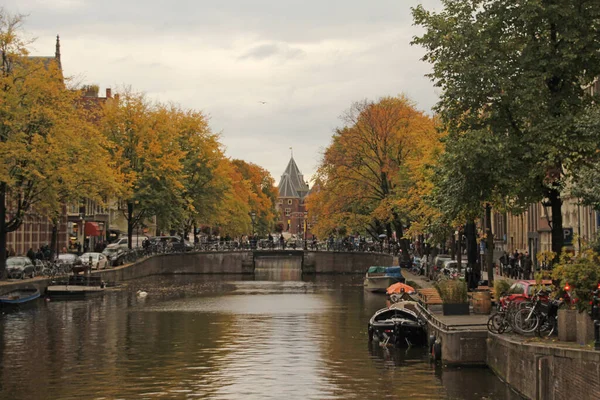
[367,266,387,274]
[386,282,416,295]
[385,267,403,278]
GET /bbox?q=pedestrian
[523,252,532,280]
[26,247,35,263]
[279,234,285,250]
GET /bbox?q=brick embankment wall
[487,334,600,400]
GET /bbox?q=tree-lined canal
[0,270,519,399]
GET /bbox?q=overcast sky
[7,0,442,184]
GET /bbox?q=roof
[278,156,310,198]
[278,173,298,198]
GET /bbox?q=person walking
[279,234,285,250]
[26,247,35,263]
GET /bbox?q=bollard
[595,320,600,351]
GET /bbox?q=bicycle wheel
[513,308,539,334]
[536,317,556,337]
[487,312,503,334]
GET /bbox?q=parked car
[6,257,36,279]
[149,236,193,251]
[102,247,126,266]
[56,253,82,271]
[80,252,109,270]
[106,235,148,250]
[499,280,553,306]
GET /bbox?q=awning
[85,222,102,237]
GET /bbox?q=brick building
[276,156,313,238]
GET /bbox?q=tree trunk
[0,183,6,279]
[392,213,410,261]
[457,227,462,273]
[485,203,494,284]
[548,187,564,262]
[450,232,456,260]
[465,220,479,289]
[50,217,58,260]
[127,202,134,250]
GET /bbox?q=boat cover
[385,267,403,278]
[367,266,387,274]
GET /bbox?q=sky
[6,0,442,185]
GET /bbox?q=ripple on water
[0,275,520,400]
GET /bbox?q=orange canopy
[386,282,416,295]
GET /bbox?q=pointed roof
[282,157,309,193]
[278,173,298,197]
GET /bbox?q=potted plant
[435,280,469,315]
[553,249,600,343]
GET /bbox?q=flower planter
[576,311,595,346]
[558,309,577,342]
[442,303,470,316]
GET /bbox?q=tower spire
[289,146,293,158]
[55,34,62,71]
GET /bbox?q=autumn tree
[102,89,185,248]
[169,106,228,239]
[0,10,121,274]
[231,159,278,236]
[412,0,600,259]
[311,96,440,258]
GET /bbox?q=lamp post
[250,211,256,249]
[303,211,308,250]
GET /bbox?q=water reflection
[0,271,518,399]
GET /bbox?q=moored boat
[46,275,106,299]
[0,288,41,307]
[363,266,405,293]
[367,304,426,347]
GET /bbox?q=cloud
[238,43,305,61]
[5,0,443,184]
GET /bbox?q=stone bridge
[0,250,394,293]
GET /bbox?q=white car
[106,236,147,250]
[80,252,109,270]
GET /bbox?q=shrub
[493,279,511,297]
[552,249,600,313]
[435,280,468,304]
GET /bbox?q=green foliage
[412,0,600,255]
[493,279,511,297]
[552,250,600,312]
[435,280,468,304]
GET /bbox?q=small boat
[46,275,106,299]
[367,305,426,347]
[363,266,405,293]
[0,288,41,307]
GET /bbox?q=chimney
[106,88,112,98]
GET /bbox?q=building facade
[276,156,313,238]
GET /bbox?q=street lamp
[250,211,256,236]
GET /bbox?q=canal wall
[418,306,488,366]
[487,333,600,400]
[0,250,393,293]
[304,251,393,274]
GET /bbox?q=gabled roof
[278,173,298,198]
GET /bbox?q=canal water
[0,268,520,399]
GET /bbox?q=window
[287,199,293,205]
[285,208,291,216]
